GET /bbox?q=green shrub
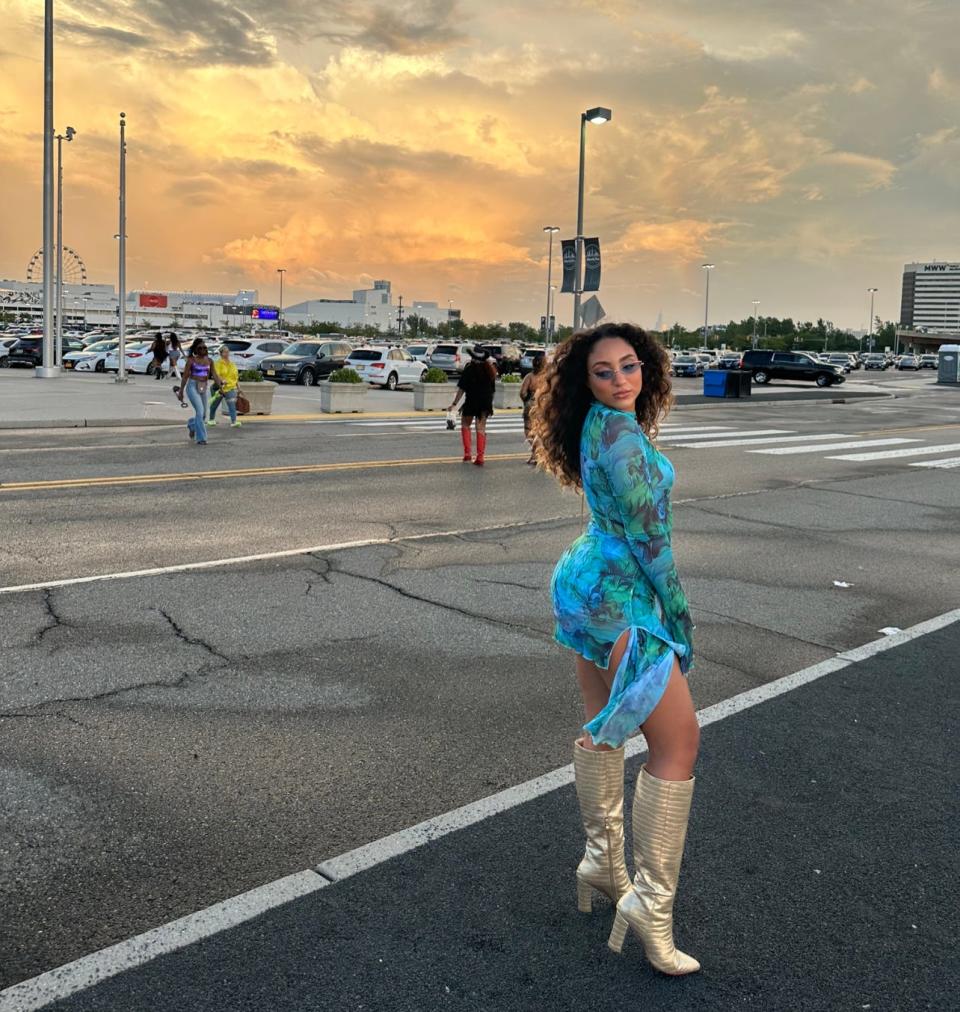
[328,367,363,383]
[422,367,448,383]
[238,369,263,382]
[500,372,521,383]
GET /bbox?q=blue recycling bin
[703,371,726,397]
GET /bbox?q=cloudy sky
[0,0,957,329]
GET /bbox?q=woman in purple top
[178,339,220,445]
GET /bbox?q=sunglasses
[590,360,642,383]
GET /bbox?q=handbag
[445,409,456,430]
[236,392,251,415]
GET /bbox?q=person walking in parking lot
[209,345,241,428]
[448,345,496,466]
[520,352,546,465]
[150,333,167,381]
[178,339,220,445]
[166,333,183,382]
[534,322,700,976]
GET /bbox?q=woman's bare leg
[640,659,700,781]
[574,629,631,752]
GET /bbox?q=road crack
[157,607,234,664]
[37,588,72,642]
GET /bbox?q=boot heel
[608,910,629,954]
[576,878,594,913]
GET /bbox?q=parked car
[863,354,888,370]
[103,341,157,374]
[346,346,428,390]
[896,355,920,371]
[918,354,939,369]
[0,337,19,362]
[429,342,473,375]
[220,338,290,370]
[824,354,853,373]
[63,339,119,372]
[672,355,704,378]
[739,349,845,386]
[717,352,742,369]
[4,336,84,368]
[405,343,436,364]
[479,342,523,375]
[258,339,352,385]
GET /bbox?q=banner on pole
[583,238,601,292]
[560,239,577,293]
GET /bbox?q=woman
[166,333,183,382]
[534,322,700,976]
[519,351,546,465]
[149,333,167,381]
[209,345,241,427]
[448,346,496,466]
[178,339,220,445]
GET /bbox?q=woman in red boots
[448,346,496,466]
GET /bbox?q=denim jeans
[210,388,238,424]
[185,380,209,442]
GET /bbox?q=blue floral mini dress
[551,401,694,748]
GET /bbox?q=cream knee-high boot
[608,765,700,975]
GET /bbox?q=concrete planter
[494,381,522,409]
[319,381,368,413]
[413,382,452,412]
[238,382,276,416]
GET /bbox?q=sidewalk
[0,371,891,430]
[7,620,956,1011]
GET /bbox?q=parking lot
[1,375,958,1008]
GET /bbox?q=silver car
[429,342,472,375]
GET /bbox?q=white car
[103,341,156,374]
[62,339,119,373]
[346,345,429,390]
[405,343,436,364]
[219,337,290,370]
[0,337,19,361]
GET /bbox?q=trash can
[703,371,727,397]
[726,370,752,397]
[937,344,960,385]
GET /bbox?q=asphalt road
[1,377,958,1001]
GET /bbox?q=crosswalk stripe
[910,457,960,469]
[827,442,960,462]
[661,429,792,442]
[750,438,919,455]
[671,433,847,449]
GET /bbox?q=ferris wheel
[26,247,88,286]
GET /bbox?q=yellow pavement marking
[0,454,530,492]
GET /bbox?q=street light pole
[543,225,559,343]
[573,107,611,330]
[55,126,76,365]
[867,287,877,353]
[277,267,286,330]
[751,300,760,349]
[116,112,128,383]
[38,0,57,378]
[701,263,715,347]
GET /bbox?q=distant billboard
[251,307,278,320]
[139,293,168,308]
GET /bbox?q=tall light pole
[701,263,715,347]
[751,300,760,349]
[543,225,559,343]
[115,112,128,383]
[83,295,89,329]
[55,126,76,364]
[277,267,286,330]
[867,287,877,353]
[37,0,57,378]
[549,284,558,341]
[573,106,612,330]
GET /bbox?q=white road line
[670,433,847,449]
[661,428,793,441]
[749,437,919,455]
[4,606,957,1011]
[827,442,960,462]
[909,456,960,469]
[0,517,576,596]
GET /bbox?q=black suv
[259,338,352,385]
[480,343,523,375]
[3,336,84,368]
[739,349,844,387]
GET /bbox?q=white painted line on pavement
[0,516,576,596]
[909,456,960,469]
[661,428,792,441]
[749,437,919,455]
[4,607,957,1010]
[827,442,960,461]
[670,433,847,449]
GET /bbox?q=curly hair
[532,322,673,489]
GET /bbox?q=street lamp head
[584,107,612,124]
[65,126,76,141]
[543,225,560,233]
[702,263,715,270]
[867,287,878,293]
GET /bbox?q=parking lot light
[701,264,715,347]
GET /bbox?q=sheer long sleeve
[598,412,694,671]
